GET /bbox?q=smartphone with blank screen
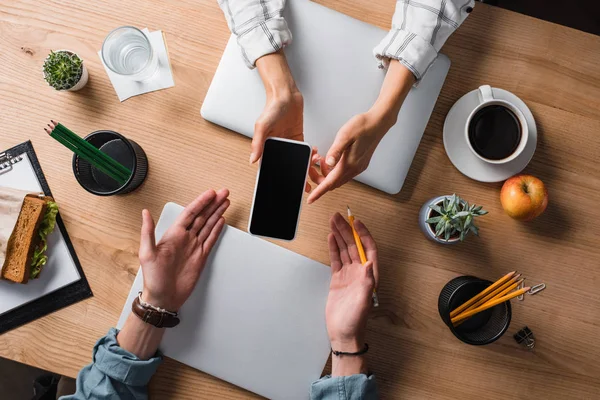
[249,138,312,241]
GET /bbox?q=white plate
[443,87,537,182]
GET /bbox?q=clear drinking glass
[101,26,159,81]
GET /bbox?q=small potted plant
[418,194,487,244]
[43,50,88,91]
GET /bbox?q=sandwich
[1,194,58,284]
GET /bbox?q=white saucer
[443,87,537,182]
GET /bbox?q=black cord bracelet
[331,343,369,357]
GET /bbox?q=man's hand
[307,60,416,204]
[139,189,230,311]
[326,213,379,376]
[252,50,304,164]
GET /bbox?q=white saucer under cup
[443,86,537,183]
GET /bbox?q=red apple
[500,175,548,221]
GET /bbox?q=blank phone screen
[249,139,311,240]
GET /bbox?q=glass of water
[101,26,159,81]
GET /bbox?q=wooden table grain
[1,1,600,398]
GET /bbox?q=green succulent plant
[43,51,83,90]
[426,194,488,242]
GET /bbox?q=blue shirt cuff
[310,374,378,400]
[92,327,162,387]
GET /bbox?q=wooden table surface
[1,1,600,398]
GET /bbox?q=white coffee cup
[465,85,528,165]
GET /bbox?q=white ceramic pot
[43,50,89,91]
[418,195,461,245]
[66,64,88,91]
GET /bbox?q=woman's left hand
[307,111,389,204]
[306,60,416,204]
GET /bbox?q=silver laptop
[202,0,450,194]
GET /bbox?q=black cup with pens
[438,276,512,345]
[46,121,148,195]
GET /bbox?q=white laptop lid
[201,0,450,194]
[117,203,332,400]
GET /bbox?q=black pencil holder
[72,130,148,196]
[438,276,511,345]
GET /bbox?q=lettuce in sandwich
[30,201,59,279]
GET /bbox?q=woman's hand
[326,213,379,376]
[254,51,319,192]
[139,189,230,311]
[252,51,304,164]
[307,60,416,204]
[307,112,390,204]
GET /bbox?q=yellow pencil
[449,271,516,318]
[453,277,523,327]
[451,286,530,324]
[347,206,379,307]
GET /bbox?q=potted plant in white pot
[419,194,487,244]
[43,50,88,91]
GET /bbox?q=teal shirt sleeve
[60,328,162,400]
[310,374,378,399]
[61,328,376,399]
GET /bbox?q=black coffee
[468,105,521,160]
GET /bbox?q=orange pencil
[347,206,379,307]
[452,287,530,324]
[467,276,523,313]
[450,271,517,318]
[454,277,523,327]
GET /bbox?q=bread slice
[1,196,47,284]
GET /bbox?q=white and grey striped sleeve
[374,0,475,81]
[218,0,291,68]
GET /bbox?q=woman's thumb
[250,121,269,164]
[325,131,352,167]
[140,209,156,258]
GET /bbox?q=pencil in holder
[72,130,148,196]
[438,276,511,345]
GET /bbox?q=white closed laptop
[201,0,450,194]
[117,202,332,400]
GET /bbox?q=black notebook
[0,141,92,334]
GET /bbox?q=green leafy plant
[426,194,488,242]
[43,51,83,90]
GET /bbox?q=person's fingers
[319,156,332,177]
[328,233,342,273]
[312,153,320,165]
[330,215,351,265]
[201,217,226,256]
[353,219,377,257]
[354,219,378,287]
[175,190,217,228]
[311,147,318,161]
[197,199,230,243]
[363,260,377,290]
[308,166,325,185]
[305,181,312,193]
[189,189,230,235]
[332,212,361,263]
[325,127,354,168]
[307,163,345,204]
[251,119,270,164]
[139,209,156,262]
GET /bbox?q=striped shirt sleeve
[373,0,475,81]
[218,0,292,68]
